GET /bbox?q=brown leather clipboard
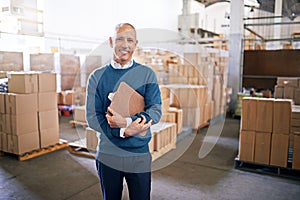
[109,82,145,117]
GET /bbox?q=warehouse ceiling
[195,0,300,19]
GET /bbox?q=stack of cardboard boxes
[134,49,230,127]
[30,52,81,92]
[274,77,300,105]
[184,52,229,118]
[165,84,208,129]
[239,97,292,168]
[84,121,177,160]
[159,86,183,134]
[73,106,86,123]
[149,122,177,156]
[291,106,300,170]
[0,72,59,155]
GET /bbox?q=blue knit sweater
[86,61,162,157]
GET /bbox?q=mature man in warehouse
[86,23,162,200]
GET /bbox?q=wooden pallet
[234,158,300,180]
[197,121,210,134]
[152,142,176,162]
[67,139,176,162]
[69,120,88,128]
[0,139,68,161]
[68,140,96,159]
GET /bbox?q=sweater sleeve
[86,70,122,138]
[131,69,162,126]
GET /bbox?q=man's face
[110,25,138,65]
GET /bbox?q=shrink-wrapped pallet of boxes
[274,77,300,105]
[292,106,300,170]
[238,97,294,168]
[30,53,80,91]
[0,51,23,71]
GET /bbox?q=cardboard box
[204,101,212,123]
[239,130,255,162]
[30,53,55,71]
[184,53,201,66]
[0,93,5,114]
[38,109,59,130]
[1,132,8,152]
[5,93,37,115]
[295,88,300,105]
[0,132,2,150]
[151,122,176,151]
[7,72,38,94]
[39,126,60,148]
[169,85,207,108]
[241,98,257,131]
[148,134,154,154]
[161,98,170,112]
[292,134,300,170]
[255,98,274,132]
[291,126,300,135]
[284,86,295,100]
[0,114,4,132]
[182,107,201,129]
[274,86,284,98]
[168,107,183,134]
[292,105,300,117]
[73,106,86,122]
[160,112,176,123]
[291,118,300,127]
[37,72,57,92]
[38,92,57,112]
[254,132,271,165]
[86,127,98,151]
[270,134,289,167]
[277,77,299,87]
[0,71,7,78]
[61,90,74,105]
[289,134,294,148]
[57,92,63,105]
[73,87,86,106]
[273,99,292,134]
[159,86,170,100]
[5,113,38,135]
[0,51,23,71]
[7,132,39,155]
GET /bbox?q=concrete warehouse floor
[1,116,300,200]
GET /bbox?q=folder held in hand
[109,82,145,117]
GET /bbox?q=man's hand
[124,115,152,137]
[106,107,127,128]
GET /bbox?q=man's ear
[109,37,113,48]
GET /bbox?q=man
[86,23,162,200]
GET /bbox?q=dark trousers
[95,153,152,200]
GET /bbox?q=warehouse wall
[243,49,300,90]
[43,0,183,40]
